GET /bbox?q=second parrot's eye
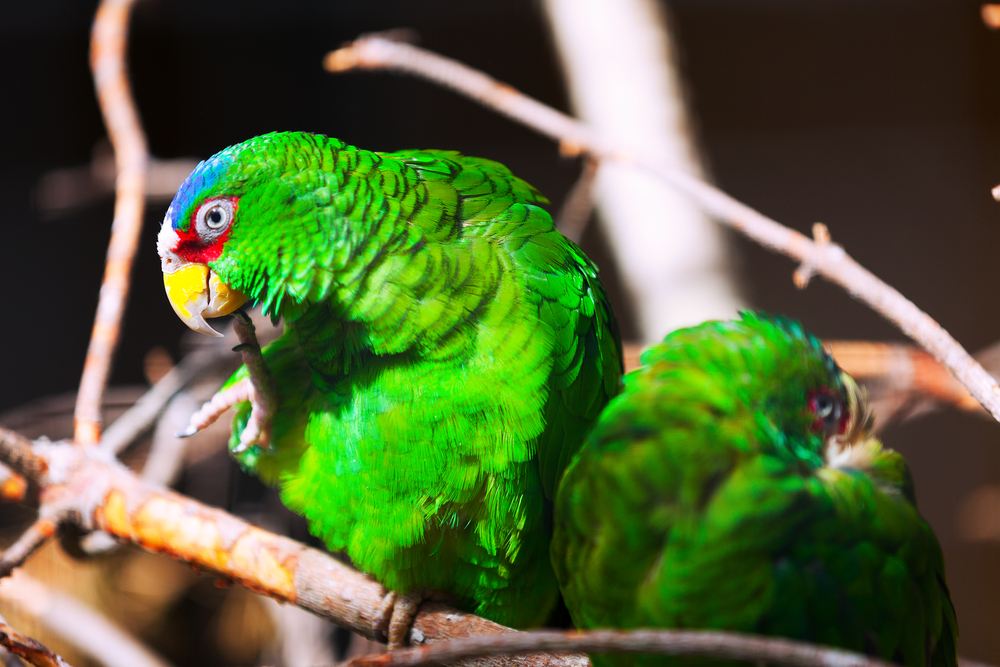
[195,198,235,236]
[808,388,844,436]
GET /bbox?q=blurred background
[2,0,1000,664]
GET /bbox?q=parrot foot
[374,590,423,650]
[177,310,277,452]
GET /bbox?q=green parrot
[551,313,956,667]
[156,131,623,644]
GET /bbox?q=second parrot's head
[636,312,867,468]
[158,131,343,336]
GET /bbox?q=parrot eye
[808,388,844,435]
[206,207,227,228]
[195,198,235,236]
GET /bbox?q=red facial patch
[173,196,240,264]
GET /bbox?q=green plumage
[166,132,623,626]
[551,313,956,667]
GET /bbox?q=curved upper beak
[162,260,248,337]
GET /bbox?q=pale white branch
[324,35,1000,425]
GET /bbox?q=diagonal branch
[0,426,584,667]
[74,0,149,445]
[346,629,898,667]
[0,513,64,580]
[97,344,233,457]
[0,571,171,667]
[324,35,1000,426]
[0,618,74,667]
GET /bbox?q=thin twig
[0,468,28,505]
[0,618,73,667]
[0,429,48,483]
[99,309,280,457]
[97,345,231,456]
[324,35,1000,425]
[346,629,896,667]
[74,0,149,445]
[827,341,981,410]
[556,157,600,243]
[983,4,1000,29]
[0,571,171,667]
[0,512,65,579]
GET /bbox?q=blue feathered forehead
[167,148,235,233]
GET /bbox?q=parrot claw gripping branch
[173,310,278,452]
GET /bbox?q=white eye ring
[198,199,234,232]
[814,395,834,419]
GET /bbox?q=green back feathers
[552,313,955,667]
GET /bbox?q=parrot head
[157,142,252,336]
[639,312,864,467]
[157,132,338,336]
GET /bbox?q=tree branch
[0,618,73,667]
[555,157,600,243]
[0,513,63,579]
[99,309,281,457]
[324,35,1000,425]
[345,629,896,667]
[0,571,171,667]
[0,427,583,667]
[74,0,149,445]
[0,428,49,483]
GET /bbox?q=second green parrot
[552,313,956,667]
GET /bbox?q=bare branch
[0,428,49,482]
[983,4,1000,29]
[0,468,28,505]
[346,629,895,667]
[324,35,1000,425]
[0,571,171,667]
[0,618,73,667]
[99,309,281,457]
[0,431,581,667]
[555,157,600,243]
[0,513,63,579]
[75,0,149,444]
[97,345,231,456]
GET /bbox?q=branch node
[792,222,835,289]
[559,139,586,158]
[324,46,358,72]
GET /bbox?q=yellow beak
[163,263,248,337]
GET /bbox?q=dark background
[2,0,1000,662]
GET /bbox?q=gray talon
[231,309,252,325]
[175,424,199,438]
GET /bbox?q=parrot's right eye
[195,198,236,237]
[808,388,846,436]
